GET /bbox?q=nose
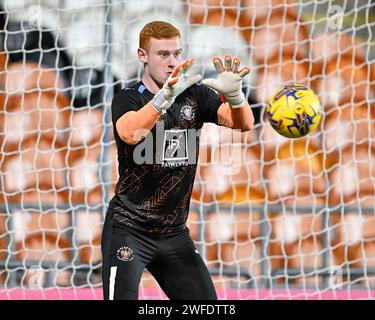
[167,54,179,69]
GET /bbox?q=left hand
[202,55,250,108]
[152,58,201,114]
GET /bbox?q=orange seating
[67,107,103,149]
[0,49,5,111]
[76,209,102,285]
[17,234,71,287]
[2,61,70,153]
[239,0,299,46]
[197,125,263,202]
[264,139,327,202]
[220,239,263,280]
[255,55,309,104]
[16,232,71,287]
[109,140,119,201]
[313,56,375,110]
[310,32,367,75]
[0,49,5,76]
[321,104,375,153]
[264,139,326,199]
[264,140,327,284]
[241,0,299,25]
[215,195,264,279]
[328,144,375,285]
[329,199,375,286]
[185,210,200,241]
[194,137,266,272]
[13,199,71,287]
[256,120,291,160]
[0,211,6,285]
[4,62,65,95]
[268,195,326,285]
[187,0,240,25]
[2,91,70,150]
[328,144,375,205]
[1,136,67,203]
[66,107,104,205]
[13,209,70,249]
[67,145,102,205]
[212,190,265,279]
[194,124,237,202]
[246,11,309,64]
[0,212,6,260]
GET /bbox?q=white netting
[0,0,374,300]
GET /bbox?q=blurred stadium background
[0,0,375,300]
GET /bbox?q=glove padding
[202,55,250,108]
[152,58,201,114]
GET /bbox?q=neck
[141,70,162,94]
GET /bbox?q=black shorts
[101,210,217,300]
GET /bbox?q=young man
[101,20,254,300]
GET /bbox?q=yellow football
[266,84,322,138]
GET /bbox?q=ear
[138,48,148,64]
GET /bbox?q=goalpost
[0,0,375,300]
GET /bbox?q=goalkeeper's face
[140,37,183,87]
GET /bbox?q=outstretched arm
[217,100,254,132]
[203,55,254,132]
[116,58,201,145]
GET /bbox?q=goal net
[0,0,374,300]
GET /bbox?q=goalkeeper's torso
[109,81,221,234]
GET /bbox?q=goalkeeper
[102,20,254,300]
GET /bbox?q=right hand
[152,58,201,114]
[202,55,250,108]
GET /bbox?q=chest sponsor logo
[132,121,203,166]
[162,129,188,164]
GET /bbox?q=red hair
[139,21,181,51]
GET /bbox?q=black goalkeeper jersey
[109,81,222,234]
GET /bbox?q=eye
[159,52,169,59]
[174,51,182,58]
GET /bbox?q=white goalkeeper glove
[202,55,250,108]
[152,58,202,114]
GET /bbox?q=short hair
[139,21,181,51]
